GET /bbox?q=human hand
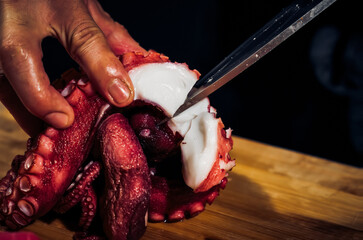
[0,0,144,136]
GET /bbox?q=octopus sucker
[23,154,34,171]
[0,25,234,239]
[78,187,97,230]
[11,212,28,226]
[5,187,12,197]
[17,199,34,217]
[18,175,31,193]
[60,82,76,97]
[21,153,44,175]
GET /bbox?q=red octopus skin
[0,79,107,229]
[98,113,150,240]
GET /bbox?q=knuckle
[67,20,104,60]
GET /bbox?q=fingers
[85,0,146,55]
[0,29,75,129]
[51,0,134,107]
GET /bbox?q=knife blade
[159,0,336,125]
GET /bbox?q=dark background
[42,0,363,167]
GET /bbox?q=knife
[159,0,336,124]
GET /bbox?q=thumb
[52,0,134,107]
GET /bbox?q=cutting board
[0,104,362,239]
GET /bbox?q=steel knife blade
[159,0,336,125]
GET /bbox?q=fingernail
[108,78,131,105]
[44,112,69,128]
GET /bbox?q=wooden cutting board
[0,104,362,240]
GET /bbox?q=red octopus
[0,26,234,239]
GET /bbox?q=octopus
[0,25,234,240]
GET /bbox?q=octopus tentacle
[98,113,150,240]
[0,156,22,196]
[0,77,108,229]
[148,157,228,223]
[79,186,98,230]
[54,161,101,215]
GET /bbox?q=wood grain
[0,104,362,239]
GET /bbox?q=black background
[42,0,363,167]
